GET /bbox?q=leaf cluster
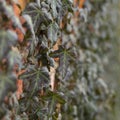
[0,0,116,120]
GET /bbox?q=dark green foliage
[0,30,20,100]
[0,0,117,120]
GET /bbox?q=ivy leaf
[22,14,36,40]
[49,46,76,79]
[49,0,58,18]
[43,91,66,104]
[0,30,17,60]
[1,1,25,33]
[62,0,73,12]
[22,14,37,56]
[59,50,69,79]
[47,22,59,45]
[20,66,50,95]
[7,47,22,70]
[0,72,17,103]
[52,46,75,79]
[79,8,88,23]
[53,92,66,104]
[24,2,50,33]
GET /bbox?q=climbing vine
[0,0,116,120]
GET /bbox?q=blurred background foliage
[107,0,120,120]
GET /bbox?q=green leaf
[20,66,50,95]
[43,91,66,104]
[7,49,22,70]
[1,1,25,33]
[55,46,75,79]
[0,73,17,103]
[47,22,59,44]
[22,14,36,40]
[53,92,66,104]
[49,0,58,18]
[0,30,17,60]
